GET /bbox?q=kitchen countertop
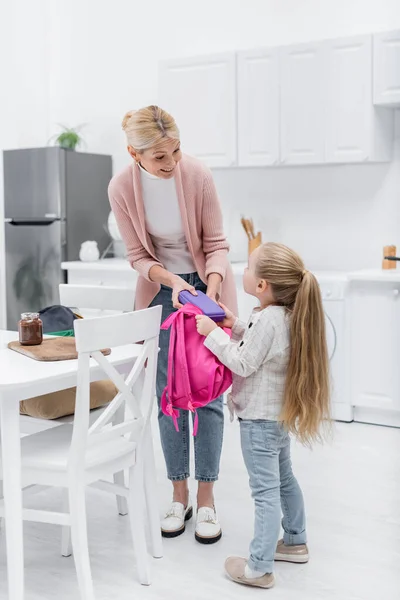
[61,259,248,275]
[346,269,400,283]
[62,259,400,283]
[61,259,132,271]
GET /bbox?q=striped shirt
[204,305,290,421]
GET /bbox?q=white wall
[2,0,400,324]
[0,0,50,327]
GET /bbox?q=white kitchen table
[0,330,140,600]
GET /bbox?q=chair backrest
[68,305,162,473]
[59,284,134,312]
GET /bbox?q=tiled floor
[1,414,399,599]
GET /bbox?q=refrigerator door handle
[6,219,59,226]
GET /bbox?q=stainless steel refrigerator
[3,147,112,329]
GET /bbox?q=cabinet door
[325,35,372,163]
[374,29,400,106]
[349,282,400,412]
[159,53,237,167]
[237,48,280,166]
[280,42,326,165]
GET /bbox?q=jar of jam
[18,312,43,346]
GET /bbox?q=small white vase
[79,241,100,262]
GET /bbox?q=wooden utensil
[249,218,256,239]
[249,232,262,256]
[241,217,252,240]
[383,245,396,270]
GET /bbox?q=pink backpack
[160,303,232,435]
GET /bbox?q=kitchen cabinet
[159,53,237,167]
[325,35,393,163]
[280,42,326,165]
[373,29,400,106]
[349,280,400,414]
[159,30,395,168]
[237,48,280,166]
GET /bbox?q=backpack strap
[161,310,180,432]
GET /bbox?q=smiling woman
[122,106,181,179]
[108,104,237,546]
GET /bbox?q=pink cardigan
[108,154,238,313]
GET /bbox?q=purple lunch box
[178,290,226,322]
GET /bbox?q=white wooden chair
[57,284,135,529]
[0,306,163,598]
[2,285,137,546]
[59,284,134,315]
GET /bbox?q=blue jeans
[150,272,224,482]
[240,420,307,573]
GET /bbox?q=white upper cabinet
[237,48,280,166]
[325,35,393,163]
[159,30,396,169]
[159,53,237,168]
[280,42,326,165]
[373,29,400,106]
[325,35,371,163]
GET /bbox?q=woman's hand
[195,315,218,337]
[218,302,236,329]
[171,275,197,309]
[206,273,222,303]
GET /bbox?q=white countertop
[62,259,132,272]
[347,269,400,283]
[61,259,400,283]
[62,259,248,274]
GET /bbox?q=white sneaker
[161,499,193,538]
[195,506,222,544]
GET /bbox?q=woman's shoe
[194,506,222,544]
[161,499,193,538]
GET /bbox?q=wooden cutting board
[8,338,111,361]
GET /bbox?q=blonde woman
[108,105,237,544]
[196,242,330,588]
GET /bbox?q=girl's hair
[255,242,331,445]
[121,105,180,151]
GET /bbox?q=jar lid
[21,312,40,320]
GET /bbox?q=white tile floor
[1,413,399,599]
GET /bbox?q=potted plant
[52,124,85,151]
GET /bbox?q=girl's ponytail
[280,270,331,445]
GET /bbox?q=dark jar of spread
[18,312,43,346]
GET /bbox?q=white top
[204,305,290,421]
[139,164,196,275]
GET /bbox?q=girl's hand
[195,315,218,337]
[218,302,236,329]
[171,276,197,309]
